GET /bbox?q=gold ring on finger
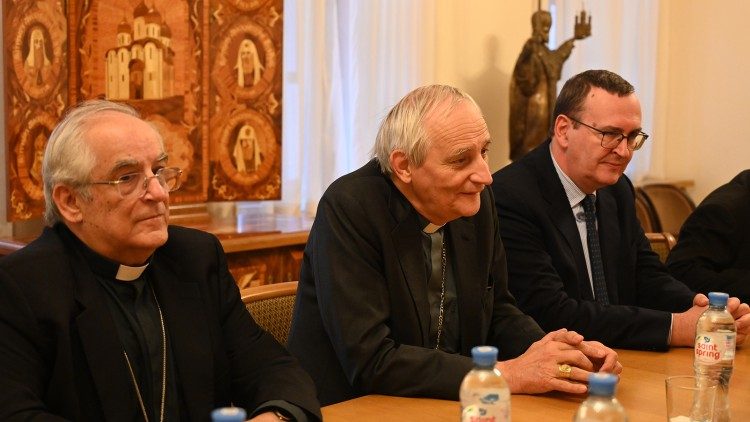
[558,363,572,379]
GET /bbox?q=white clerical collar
[115,263,149,281]
[423,223,444,234]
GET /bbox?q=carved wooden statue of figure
[508,7,591,161]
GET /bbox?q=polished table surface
[322,347,749,421]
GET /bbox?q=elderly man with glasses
[0,100,321,421]
[491,69,750,351]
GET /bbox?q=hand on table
[671,294,708,347]
[728,297,750,346]
[671,294,750,347]
[496,329,620,395]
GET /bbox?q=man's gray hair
[372,84,479,175]
[43,100,141,225]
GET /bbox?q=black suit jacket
[491,142,695,350]
[288,160,545,405]
[667,169,750,303]
[0,224,320,421]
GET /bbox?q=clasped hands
[496,328,621,395]
[670,294,750,347]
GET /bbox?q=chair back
[639,184,696,236]
[634,188,661,232]
[645,232,677,263]
[241,281,298,346]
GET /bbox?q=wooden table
[322,347,750,421]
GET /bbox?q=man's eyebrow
[109,159,140,174]
[447,147,471,158]
[107,153,169,175]
[599,124,643,134]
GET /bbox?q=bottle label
[461,389,510,422]
[694,332,736,363]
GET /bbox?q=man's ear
[52,184,84,224]
[553,114,572,149]
[389,149,412,184]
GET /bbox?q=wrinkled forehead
[84,112,164,158]
[423,97,483,124]
[423,99,488,145]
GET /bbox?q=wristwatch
[273,410,293,421]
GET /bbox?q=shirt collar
[416,213,444,234]
[549,144,596,208]
[59,224,151,281]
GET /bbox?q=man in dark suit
[492,69,750,351]
[668,170,750,303]
[288,84,621,406]
[0,100,320,421]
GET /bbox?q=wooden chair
[634,187,661,232]
[241,281,298,346]
[645,232,677,263]
[639,184,696,236]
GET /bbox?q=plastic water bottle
[211,407,246,422]
[694,291,736,422]
[459,345,510,422]
[573,373,628,421]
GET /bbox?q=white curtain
[278,0,436,216]
[551,0,660,182]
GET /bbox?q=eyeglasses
[566,115,649,151]
[90,167,183,198]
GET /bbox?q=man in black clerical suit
[0,100,320,421]
[288,84,621,406]
[668,169,750,303]
[492,69,750,351]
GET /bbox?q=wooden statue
[508,4,591,161]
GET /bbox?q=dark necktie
[427,229,446,349]
[582,195,609,305]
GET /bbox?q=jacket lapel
[149,253,214,420]
[71,255,140,421]
[388,185,432,346]
[533,148,593,299]
[447,218,484,355]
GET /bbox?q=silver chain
[434,237,446,350]
[123,285,166,422]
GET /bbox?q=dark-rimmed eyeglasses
[566,115,649,151]
[90,167,183,198]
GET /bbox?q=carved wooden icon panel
[3,0,68,220]
[2,0,283,221]
[72,0,206,204]
[209,0,282,200]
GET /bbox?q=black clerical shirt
[73,239,182,421]
[419,220,460,353]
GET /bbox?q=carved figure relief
[4,0,67,219]
[236,39,264,88]
[209,2,282,200]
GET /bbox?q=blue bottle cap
[471,346,499,367]
[211,407,247,422]
[588,373,618,396]
[708,292,729,307]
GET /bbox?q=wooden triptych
[2,0,282,221]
